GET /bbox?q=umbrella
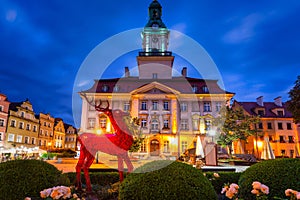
[195,135,205,160]
[261,137,275,160]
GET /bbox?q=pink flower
[24,198,31,200]
[251,189,259,195]
[40,188,52,198]
[285,189,294,196]
[260,184,269,195]
[213,173,220,178]
[221,185,229,194]
[225,190,235,199]
[230,183,239,190]
[252,181,261,190]
[296,192,300,199]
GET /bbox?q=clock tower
[138,0,174,79]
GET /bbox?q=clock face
[152,37,159,43]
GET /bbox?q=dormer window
[202,86,209,93]
[113,85,120,92]
[192,85,198,93]
[277,110,284,117]
[257,110,265,116]
[102,85,109,92]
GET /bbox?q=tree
[213,106,260,156]
[287,75,300,124]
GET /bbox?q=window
[123,102,130,111]
[192,102,200,112]
[10,120,16,127]
[163,120,169,129]
[181,141,188,153]
[192,119,199,131]
[21,112,25,118]
[192,85,198,93]
[281,149,286,157]
[180,102,187,112]
[26,124,30,131]
[287,123,292,130]
[113,85,120,92]
[45,131,48,136]
[277,110,284,117]
[31,138,35,145]
[140,141,146,152]
[278,122,283,130]
[8,134,14,142]
[141,119,147,128]
[181,119,188,130]
[40,130,43,136]
[0,119,4,127]
[0,106,3,112]
[151,119,159,131]
[38,140,42,146]
[258,123,263,129]
[288,136,294,143]
[44,122,47,126]
[88,118,96,129]
[152,101,158,110]
[24,136,29,144]
[205,120,212,131]
[16,135,22,143]
[203,102,211,112]
[141,101,147,110]
[19,122,24,129]
[163,101,169,110]
[102,85,109,92]
[257,110,265,116]
[0,132,2,141]
[267,122,272,129]
[163,141,170,153]
[279,136,285,143]
[202,86,209,93]
[152,73,158,79]
[100,118,107,128]
[33,125,37,132]
[216,102,222,112]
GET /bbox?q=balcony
[139,51,172,56]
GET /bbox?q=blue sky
[1,0,300,126]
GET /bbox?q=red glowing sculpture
[76,95,134,192]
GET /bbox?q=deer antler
[81,92,110,112]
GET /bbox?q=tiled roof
[81,76,234,95]
[234,100,293,118]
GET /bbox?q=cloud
[222,13,264,44]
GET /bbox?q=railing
[139,51,172,56]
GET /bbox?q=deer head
[81,92,110,114]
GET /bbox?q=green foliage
[205,172,242,195]
[238,158,300,199]
[40,152,57,159]
[214,106,260,154]
[124,116,144,152]
[0,160,70,200]
[287,75,300,123]
[119,160,218,200]
[65,172,120,186]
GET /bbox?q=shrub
[205,172,242,195]
[119,160,217,200]
[65,172,120,186]
[0,160,70,200]
[238,158,300,199]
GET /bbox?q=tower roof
[145,0,166,28]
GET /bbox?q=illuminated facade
[64,124,77,150]
[37,113,54,150]
[6,99,40,149]
[233,96,299,158]
[0,94,10,148]
[80,0,234,159]
[53,118,65,149]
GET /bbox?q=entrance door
[150,139,160,156]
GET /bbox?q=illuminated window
[151,119,159,131]
[8,134,14,142]
[163,141,170,153]
[140,141,146,152]
[124,102,130,111]
[181,141,188,153]
[100,118,107,128]
[17,135,22,143]
[205,120,212,131]
[88,118,96,129]
[163,119,169,129]
[181,119,188,130]
[141,119,147,128]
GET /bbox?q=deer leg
[75,147,86,191]
[123,153,134,173]
[118,156,124,182]
[83,152,95,192]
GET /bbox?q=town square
[0,0,300,199]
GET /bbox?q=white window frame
[8,134,14,142]
[16,135,22,143]
[0,119,4,127]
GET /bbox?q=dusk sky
[1,0,300,127]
